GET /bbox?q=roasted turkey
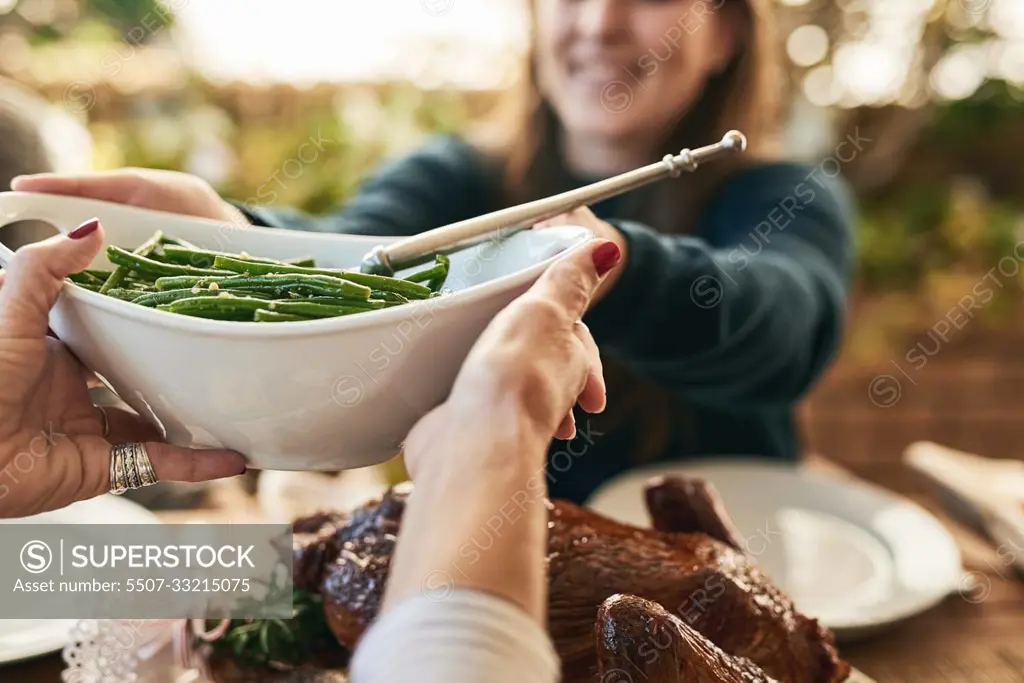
[287,475,851,683]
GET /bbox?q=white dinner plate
[586,458,964,641]
[0,495,161,666]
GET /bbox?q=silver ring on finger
[109,443,159,496]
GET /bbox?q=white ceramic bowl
[0,191,592,470]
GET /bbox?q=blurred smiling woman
[16,0,857,504]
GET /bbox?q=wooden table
[4,459,1023,682]
[806,456,1024,682]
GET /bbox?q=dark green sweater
[235,134,857,504]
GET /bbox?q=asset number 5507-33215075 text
[125,578,252,592]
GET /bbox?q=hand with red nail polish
[0,219,247,518]
[403,238,615,483]
[533,206,627,306]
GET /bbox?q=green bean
[134,289,213,307]
[124,274,160,287]
[429,254,450,292]
[67,271,105,286]
[403,264,442,283]
[84,269,115,281]
[262,300,375,318]
[101,231,164,294]
[287,297,386,310]
[107,246,234,278]
[104,288,148,301]
[153,275,224,290]
[211,256,431,299]
[279,289,404,308]
[403,259,440,283]
[160,246,221,269]
[283,285,345,299]
[155,273,279,292]
[133,288,273,307]
[275,282,337,299]
[157,275,291,297]
[234,290,278,300]
[254,310,309,322]
[358,290,409,307]
[158,296,270,321]
[371,290,410,304]
[404,254,449,292]
[271,277,371,299]
[160,245,287,269]
[162,245,318,270]
[264,274,373,299]
[214,283,288,298]
[159,235,202,250]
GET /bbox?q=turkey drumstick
[644,476,746,551]
[596,593,780,683]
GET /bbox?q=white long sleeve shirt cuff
[349,589,560,683]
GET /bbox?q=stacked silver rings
[109,443,158,495]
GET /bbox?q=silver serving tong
[359,130,747,275]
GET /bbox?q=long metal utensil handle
[359,130,747,275]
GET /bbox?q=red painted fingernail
[593,242,621,276]
[68,218,100,240]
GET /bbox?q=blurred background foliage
[1,0,1023,367]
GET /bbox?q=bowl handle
[0,240,14,270]
[0,191,78,268]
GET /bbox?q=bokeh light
[990,0,1024,40]
[995,42,1024,84]
[833,41,906,105]
[803,65,842,107]
[930,44,989,101]
[787,25,830,67]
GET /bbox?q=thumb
[0,217,104,340]
[527,239,622,322]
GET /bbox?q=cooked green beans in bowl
[65,231,451,323]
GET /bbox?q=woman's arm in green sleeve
[583,162,857,409]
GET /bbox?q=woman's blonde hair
[475,0,787,460]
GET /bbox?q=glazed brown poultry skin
[597,593,780,682]
[292,477,850,683]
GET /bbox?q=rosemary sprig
[210,589,332,669]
